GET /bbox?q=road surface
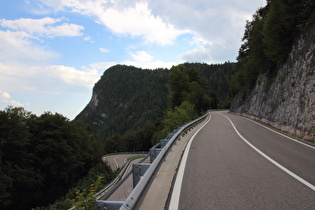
[172,111,315,209]
[102,153,146,171]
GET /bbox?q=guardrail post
[160,139,169,148]
[132,163,151,188]
[96,201,124,210]
[149,148,162,163]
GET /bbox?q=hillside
[75,63,235,142]
[75,65,169,140]
[230,1,315,141]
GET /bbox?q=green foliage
[152,101,198,144]
[72,176,103,210]
[104,121,156,153]
[47,163,114,210]
[75,65,169,141]
[75,63,234,151]
[168,64,211,113]
[183,62,235,108]
[230,0,315,96]
[0,106,105,209]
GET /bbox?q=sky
[0,0,266,119]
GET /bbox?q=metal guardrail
[95,154,149,199]
[119,112,209,210]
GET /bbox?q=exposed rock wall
[230,21,315,141]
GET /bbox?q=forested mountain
[75,65,169,141]
[75,63,235,147]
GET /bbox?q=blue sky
[0,0,266,119]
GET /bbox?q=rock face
[231,22,315,141]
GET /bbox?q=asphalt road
[99,153,149,201]
[176,111,315,209]
[102,153,146,171]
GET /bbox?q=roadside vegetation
[0,107,115,209]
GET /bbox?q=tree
[0,107,103,209]
[169,64,210,113]
[152,101,198,144]
[0,107,43,209]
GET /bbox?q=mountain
[75,63,235,142]
[75,65,169,140]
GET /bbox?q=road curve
[176,111,315,209]
[102,153,146,171]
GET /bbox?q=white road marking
[244,117,315,150]
[169,113,212,210]
[114,157,120,169]
[219,112,315,192]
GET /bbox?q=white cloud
[51,65,100,88]
[89,62,117,70]
[180,42,236,63]
[99,2,188,45]
[0,62,101,95]
[0,16,96,92]
[90,51,176,70]
[0,17,84,38]
[39,0,188,45]
[84,36,91,41]
[99,48,109,53]
[147,0,266,62]
[37,0,266,62]
[1,91,10,99]
[129,50,153,63]
[122,60,176,70]
[181,43,213,63]
[123,50,176,69]
[0,30,58,63]
[0,91,25,108]
[0,17,85,64]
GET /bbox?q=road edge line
[219,112,315,192]
[244,117,315,150]
[168,113,212,210]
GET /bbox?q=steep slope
[231,19,315,141]
[76,63,235,142]
[75,65,169,140]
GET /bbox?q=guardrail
[95,154,149,200]
[116,112,209,210]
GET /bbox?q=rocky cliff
[231,21,315,141]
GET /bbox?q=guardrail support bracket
[132,163,151,188]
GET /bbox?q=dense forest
[230,0,315,96]
[75,65,169,141]
[76,62,235,152]
[152,64,213,143]
[0,107,114,209]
